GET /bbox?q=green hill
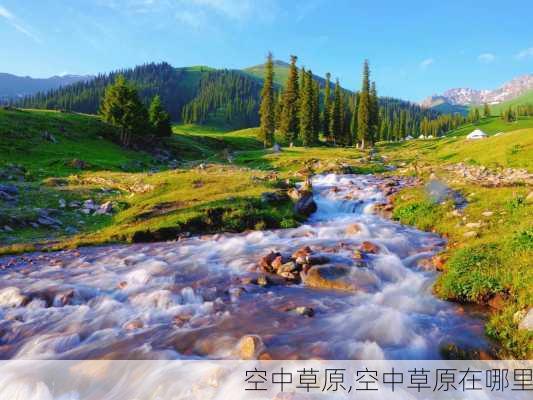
[484,90,533,115]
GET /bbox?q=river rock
[294,192,317,216]
[238,335,264,360]
[481,211,494,217]
[292,246,312,262]
[0,287,28,307]
[259,251,282,273]
[432,255,447,271]
[261,191,288,204]
[487,293,506,310]
[302,265,357,292]
[345,223,362,235]
[124,319,144,330]
[359,241,379,254]
[293,306,315,317]
[465,222,483,229]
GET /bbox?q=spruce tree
[322,72,332,141]
[280,55,300,143]
[259,52,276,147]
[483,103,490,118]
[299,69,314,146]
[312,79,321,143]
[357,60,371,148]
[100,75,149,146]
[329,79,342,145]
[369,81,379,144]
[148,95,172,137]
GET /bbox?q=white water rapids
[0,174,488,360]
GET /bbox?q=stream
[0,174,489,360]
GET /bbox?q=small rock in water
[359,241,379,254]
[259,251,282,273]
[293,306,315,317]
[238,335,264,360]
[0,287,28,307]
[124,319,144,330]
[345,223,362,235]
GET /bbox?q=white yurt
[466,129,488,140]
[405,135,414,141]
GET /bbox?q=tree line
[259,54,443,148]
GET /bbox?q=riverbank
[0,174,490,360]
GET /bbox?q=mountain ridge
[421,73,533,109]
[0,73,93,101]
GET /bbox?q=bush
[436,244,503,301]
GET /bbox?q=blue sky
[1,0,532,101]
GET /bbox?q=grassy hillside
[0,108,152,179]
[0,108,371,254]
[479,89,533,115]
[380,117,533,171]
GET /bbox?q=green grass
[379,117,533,171]
[0,108,153,179]
[1,109,374,252]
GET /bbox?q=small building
[405,135,414,141]
[466,129,488,140]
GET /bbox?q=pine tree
[322,72,332,141]
[312,79,321,143]
[350,92,358,141]
[357,60,371,148]
[369,81,379,144]
[299,69,314,146]
[280,55,300,143]
[148,95,172,137]
[100,75,149,146]
[483,103,490,118]
[329,79,342,144]
[259,52,275,147]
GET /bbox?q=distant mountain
[244,59,329,88]
[421,74,533,113]
[0,73,93,102]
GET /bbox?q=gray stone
[518,309,533,331]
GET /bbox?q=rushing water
[0,174,488,360]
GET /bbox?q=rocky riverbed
[0,174,489,360]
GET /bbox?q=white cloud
[478,53,495,63]
[0,5,41,43]
[176,10,207,30]
[515,47,533,60]
[419,58,434,70]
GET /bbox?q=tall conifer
[323,72,332,141]
[329,79,342,144]
[357,60,371,148]
[280,55,300,143]
[259,52,275,147]
[299,69,314,146]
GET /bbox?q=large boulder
[294,191,317,217]
[302,265,357,292]
[237,335,264,360]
